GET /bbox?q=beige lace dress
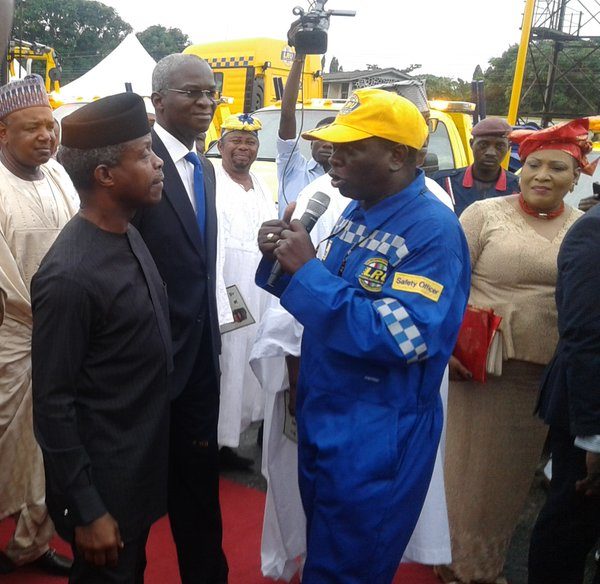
[443,196,582,583]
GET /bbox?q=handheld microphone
[267,191,331,287]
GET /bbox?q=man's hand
[75,513,123,567]
[575,451,600,498]
[287,18,303,50]
[449,355,472,381]
[578,196,600,213]
[274,219,316,275]
[257,203,296,262]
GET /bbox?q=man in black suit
[31,92,171,583]
[132,53,228,583]
[529,204,600,584]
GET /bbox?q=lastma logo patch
[358,257,388,292]
[340,93,360,115]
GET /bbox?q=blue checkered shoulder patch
[374,297,428,363]
[334,220,409,266]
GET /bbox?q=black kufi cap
[61,93,150,149]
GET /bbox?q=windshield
[207,109,333,161]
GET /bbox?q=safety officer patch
[358,257,388,292]
[340,92,360,115]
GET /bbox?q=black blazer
[133,130,221,398]
[537,204,600,436]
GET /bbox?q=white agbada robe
[216,164,277,448]
[251,174,453,581]
[0,159,78,563]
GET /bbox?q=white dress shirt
[154,122,197,212]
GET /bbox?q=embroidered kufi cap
[0,75,51,120]
[221,113,262,136]
[61,92,150,149]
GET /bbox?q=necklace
[518,193,565,220]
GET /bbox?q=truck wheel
[251,78,264,111]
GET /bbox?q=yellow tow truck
[7,39,61,97]
[184,38,323,115]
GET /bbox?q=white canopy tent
[59,33,156,101]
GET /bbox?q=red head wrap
[509,118,599,176]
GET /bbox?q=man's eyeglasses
[166,88,220,101]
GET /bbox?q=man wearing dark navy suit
[529,204,600,584]
[132,53,228,584]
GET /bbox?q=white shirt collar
[154,122,193,163]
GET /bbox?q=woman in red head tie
[437,119,597,584]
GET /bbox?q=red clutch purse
[453,305,503,383]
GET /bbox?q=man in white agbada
[251,159,454,580]
[215,113,277,468]
[0,75,77,575]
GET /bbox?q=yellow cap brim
[302,122,375,143]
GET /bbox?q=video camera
[292,0,356,55]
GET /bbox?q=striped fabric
[0,75,49,119]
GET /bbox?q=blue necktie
[184,151,206,240]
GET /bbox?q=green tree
[417,74,471,101]
[12,0,131,83]
[483,41,600,118]
[136,25,190,62]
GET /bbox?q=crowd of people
[0,22,599,584]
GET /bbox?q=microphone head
[305,191,331,217]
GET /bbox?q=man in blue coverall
[256,88,471,583]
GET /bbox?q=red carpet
[0,479,439,583]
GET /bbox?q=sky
[98,0,526,80]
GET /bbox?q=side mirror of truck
[422,152,439,176]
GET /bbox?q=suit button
[196,315,203,323]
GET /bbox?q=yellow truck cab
[184,38,323,114]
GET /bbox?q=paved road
[224,423,598,584]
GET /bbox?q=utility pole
[510,0,600,125]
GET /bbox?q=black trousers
[69,528,150,584]
[168,327,228,584]
[529,425,600,584]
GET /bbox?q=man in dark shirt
[433,117,520,216]
[31,92,172,583]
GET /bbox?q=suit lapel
[151,131,205,259]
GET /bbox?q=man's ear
[0,120,7,146]
[151,91,163,113]
[389,143,410,172]
[93,164,115,188]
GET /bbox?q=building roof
[324,68,413,82]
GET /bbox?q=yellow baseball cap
[302,88,428,150]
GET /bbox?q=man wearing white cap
[214,113,276,469]
[0,74,76,575]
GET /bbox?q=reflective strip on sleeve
[374,297,428,363]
